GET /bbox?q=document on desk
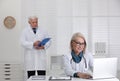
[31,75,46,80]
[49,76,71,81]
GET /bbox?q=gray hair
[28,16,38,22]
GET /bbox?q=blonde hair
[70,32,87,53]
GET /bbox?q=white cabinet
[0,63,23,81]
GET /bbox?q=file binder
[38,38,51,46]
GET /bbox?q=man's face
[29,19,38,28]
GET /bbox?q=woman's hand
[77,72,92,79]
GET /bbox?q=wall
[0,0,22,62]
[91,0,120,71]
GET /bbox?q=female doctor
[20,16,51,80]
[63,32,93,79]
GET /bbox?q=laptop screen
[92,57,117,79]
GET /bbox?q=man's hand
[33,41,44,50]
[33,41,40,47]
[35,45,44,50]
[77,72,92,79]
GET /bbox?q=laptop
[92,57,117,79]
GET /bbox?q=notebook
[92,57,117,79]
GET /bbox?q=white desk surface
[27,76,119,81]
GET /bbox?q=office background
[0,0,120,80]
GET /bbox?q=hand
[33,41,45,50]
[33,41,40,47]
[77,72,92,79]
[35,45,44,50]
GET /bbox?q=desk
[27,76,119,81]
[73,78,119,81]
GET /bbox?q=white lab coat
[20,26,51,71]
[63,51,93,77]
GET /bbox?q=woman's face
[72,37,85,55]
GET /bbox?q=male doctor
[20,16,51,80]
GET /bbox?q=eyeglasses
[73,40,85,46]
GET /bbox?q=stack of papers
[31,75,46,80]
[49,76,71,81]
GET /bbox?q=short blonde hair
[70,32,87,53]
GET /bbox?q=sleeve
[20,29,34,50]
[88,53,93,71]
[63,55,77,77]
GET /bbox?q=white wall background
[0,0,22,62]
[0,0,120,79]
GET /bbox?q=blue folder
[38,38,51,47]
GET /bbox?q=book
[38,38,51,47]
